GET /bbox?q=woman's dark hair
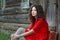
[28,4,45,24]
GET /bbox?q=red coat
[25,18,49,40]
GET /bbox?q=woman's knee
[18,27,25,31]
[15,27,25,35]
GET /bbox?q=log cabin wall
[0,0,30,34]
[0,0,29,24]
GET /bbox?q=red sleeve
[32,19,43,32]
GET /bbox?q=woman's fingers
[11,34,19,40]
[11,34,15,40]
[11,34,13,37]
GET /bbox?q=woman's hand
[13,34,19,39]
[11,34,20,40]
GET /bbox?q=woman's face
[31,7,37,17]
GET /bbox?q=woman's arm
[11,29,34,40]
[19,29,34,37]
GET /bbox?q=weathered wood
[0,22,30,31]
[55,0,58,32]
[6,2,21,7]
[0,14,29,23]
[30,0,40,4]
[6,0,21,8]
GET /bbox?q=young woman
[11,4,49,40]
